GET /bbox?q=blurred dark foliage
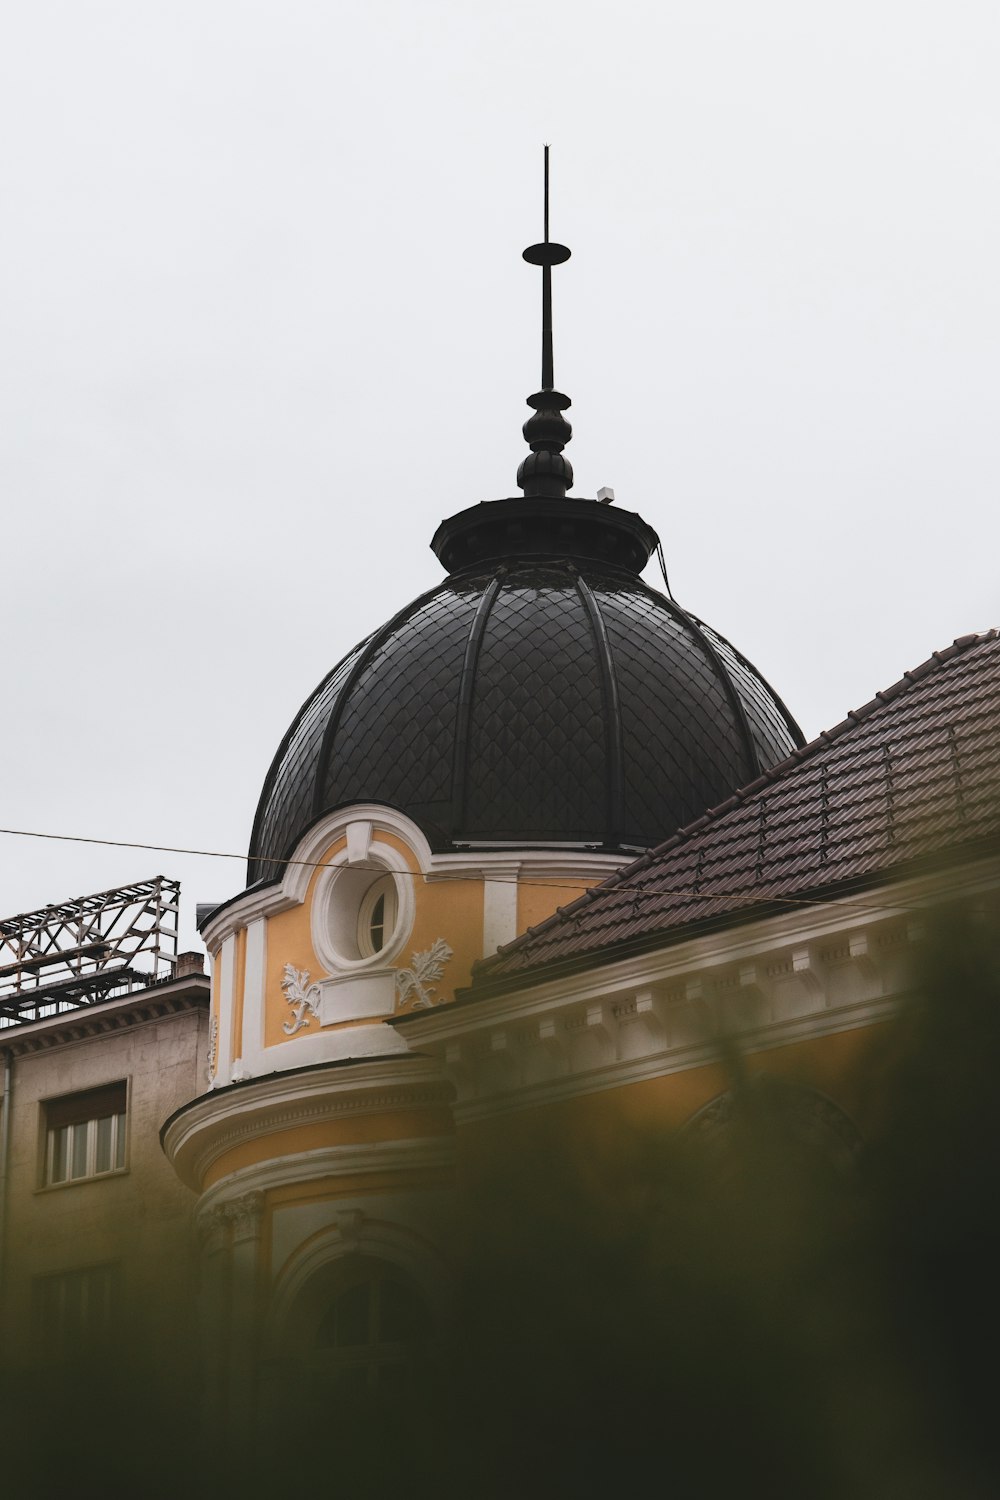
[2,901,999,1498]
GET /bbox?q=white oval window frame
[310,839,415,976]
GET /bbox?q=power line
[0,824,942,919]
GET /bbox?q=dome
[249,158,804,886]
[247,497,803,885]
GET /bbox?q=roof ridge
[477,628,999,971]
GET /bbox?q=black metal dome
[247,497,803,886]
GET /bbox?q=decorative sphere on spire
[517,389,574,498]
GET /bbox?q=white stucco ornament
[206,1014,219,1083]
[395,939,453,1010]
[281,964,322,1035]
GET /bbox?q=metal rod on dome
[544,145,550,242]
[542,145,553,391]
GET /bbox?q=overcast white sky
[2,1,998,951]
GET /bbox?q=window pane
[357,876,398,958]
[95,1115,113,1174]
[51,1127,69,1184]
[317,1283,371,1350]
[114,1112,126,1169]
[334,1283,370,1348]
[379,1278,424,1343]
[331,1363,370,1397]
[64,1270,86,1337]
[378,1359,409,1398]
[370,894,385,952]
[34,1264,119,1351]
[88,1264,115,1327]
[71,1122,89,1180]
[34,1276,61,1343]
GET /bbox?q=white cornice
[195,1135,457,1217]
[452,992,908,1124]
[424,850,628,883]
[200,883,298,953]
[201,804,629,952]
[162,1054,452,1192]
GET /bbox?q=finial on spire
[517,146,574,500]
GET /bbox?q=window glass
[51,1126,69,1185]
[33,1264,120,1353]
[370,894,386,953]
[312,1267,428,1390]
[380,1278,422,1343]
[71,1124,88,1180]
[321,1282,370,1348]
[95,1115,113,1174]
[357,876,398,959]
[43,1083,127,1187]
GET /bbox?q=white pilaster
[213,934,236,1088]
[240,918,267,1078]
[483,862,520,955]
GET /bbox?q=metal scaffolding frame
[0,876,180,1028]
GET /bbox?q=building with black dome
[161,155,835,1436]
[3,157,996,1484]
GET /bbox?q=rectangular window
[33,1263,121,1352]
[43,1082,128,1187]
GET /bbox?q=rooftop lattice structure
[0,876,180,1028]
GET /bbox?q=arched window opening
[312,1264,429,1393]
[685,1078,864,1185]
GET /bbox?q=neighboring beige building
[0,884,210,1380]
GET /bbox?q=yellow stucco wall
[260,836,344,1047]
[256,832,489,1047]
[517,875,595,935]
[456,1021,885,1174]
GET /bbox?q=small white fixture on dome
[597,487,615,504]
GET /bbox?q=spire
[517,146,574,500]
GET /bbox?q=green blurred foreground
[3,905,999,1499]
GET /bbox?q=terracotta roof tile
[475,631,1000,989]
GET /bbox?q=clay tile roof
[472,631,1000,993]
